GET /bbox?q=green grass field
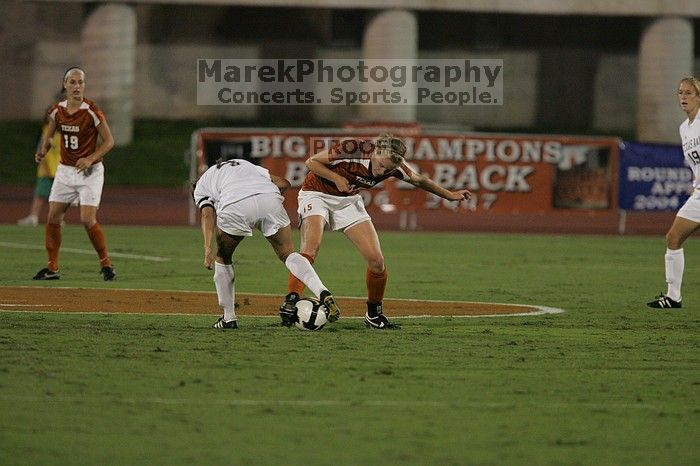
[0,225,698,465]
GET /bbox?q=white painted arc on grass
[0,286,565,317]
[0,306,564,319]
[4,285,565,308]
[0,242,170,262]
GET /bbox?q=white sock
[285,252,326,297]
[214,262,236,321]
[665,248,684,301]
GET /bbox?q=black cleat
[33,268,60,280]
[320,290,340,322]
[364,312,400,329]
[213,316,238,329]
[101,266,116,281]
[279,292,299,327]
[364,302,399,329]
[646,293,682,309]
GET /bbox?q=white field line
[0,308,560,319]
[0,241,170,262]
[0,394,682,411]
[1,285,563,308]
[0,306,563,319]
[0,303,54,307]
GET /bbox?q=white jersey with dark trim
[680,116,700,188]
[193,159,280,211]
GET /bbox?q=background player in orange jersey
[32,67,116,281]
[281,133,472,328]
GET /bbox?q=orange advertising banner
[191,128,618,223]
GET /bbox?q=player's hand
[449,189,472,201]
[34,149,47,163]
[203,248,214,269]
[75,157,94,173]
[334,177,354,194]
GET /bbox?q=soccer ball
[294,297,328,331]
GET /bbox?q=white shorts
[217,193,290,237]
[677,189,700,223]
[297,189,371,231]
[49,162,105,207]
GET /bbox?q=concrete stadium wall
[1,1,699,140]
[25,38,699,134]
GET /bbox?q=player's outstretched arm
[270,174,291,193]
[76,120,114,172]
[200,206,216,269]
[306,150,354,193]
[35,118,57,163]
[406,172,472,201]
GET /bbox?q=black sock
[367,301,382,317]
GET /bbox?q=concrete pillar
[361,9,417,122]
[82,4,136,145]
[537,48,597,132]
[637,17,693,143]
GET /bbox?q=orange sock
[288,253,314,295]
[366,267,388,304]
[86,223,112,267]
[46,223,61,271]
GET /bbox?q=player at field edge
[282,133,472,329]
[17,107,62,227]
[32,67,116,281]
[193,157,340,329]
[647,76,700,309]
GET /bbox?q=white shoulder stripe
[86,107,101,126]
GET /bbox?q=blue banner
[618,141,691,211]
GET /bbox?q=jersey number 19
[63,134,79,150]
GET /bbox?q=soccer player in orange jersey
[32,67,116,281]
[281,134,472,328]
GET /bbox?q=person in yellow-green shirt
[17,117,61,226]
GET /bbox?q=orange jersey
[301,138,414,196]
[48,98,106,166]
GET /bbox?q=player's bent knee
[275,249,293,262]
[367,257,385,273]
[666,232,683,249]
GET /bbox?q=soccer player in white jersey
[193,157,340,329]
[647,76,700,308]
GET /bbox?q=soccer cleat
[213,316,238,329]
[33,267,60,280]
[364,312,399,329]
[279,292,299,327]
[646,293,682,309]
[101,266,116,281]
[364,302,399,329]
[320,290,340,322]
[17,215,38,227]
